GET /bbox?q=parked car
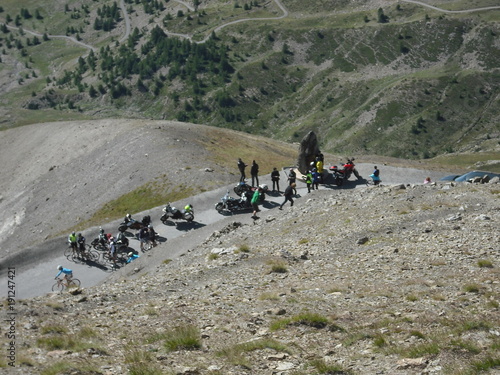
[441,170,500,182]
[454,171,500,182]
[439,174,461,181]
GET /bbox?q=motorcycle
[233,181,253,196]
[160,203,194,224]
[118,215,151,233]
[215,190,253,214]
[329,158,362,186]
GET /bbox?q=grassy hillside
[0,0,499,160]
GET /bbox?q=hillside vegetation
[0,0,500,160]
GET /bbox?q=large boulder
[297,131,321,174]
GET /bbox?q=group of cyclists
[59,213,150,285]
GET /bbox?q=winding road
[4,0,499,52]
[0,164,449,300]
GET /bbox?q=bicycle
[52,277,81,292]
[64,244,99,262]
[365,176,382,186]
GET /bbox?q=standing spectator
[68,232,77,255]
[305,170,313,193]
[108,236,118,266]
[287,169,297,195]
[279,183,296,210]
[271,167,281,192]
[138,226,149,252]
[237,158,247,182]
[251,186,263,219]
[148,225,157,247]
[250,160,259,187]
[312,168,320,190]
[77,233,86,259]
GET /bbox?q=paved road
[0,164,448,300]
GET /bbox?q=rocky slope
[2,179,499,374]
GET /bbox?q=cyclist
[77,233,86,259]
[126,252,139,263]
[108,236,118,266]
[98,227,108,247]
[55,265,73,284]
[68,231,77,255]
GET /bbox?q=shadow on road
[175,221,206,231]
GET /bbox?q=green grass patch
[307,358,352,374]
[125,349,165,375]
[217,338,291,369]
[270,312,330,331]
[164,325,202,352]
[463,283,481,294]
[41,361,100,375]
[477,259,494,268]
[74,178,195,229]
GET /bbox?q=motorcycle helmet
[148,225,152,228]
[259,184,268,191]
[72,231,75,235]
[126,214,131,219]
[100,227,104,234]
[78,233,82,237]
[57,265,62,270]
[128,252,134,257]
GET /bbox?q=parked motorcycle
[329,158,362,186]
[215,190,253,214]
[233,181,253,196]
[160,203,194,224]
[118,215,151,233]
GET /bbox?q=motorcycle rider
[305,170,313,193]
[251,186,264,219]
[344,158,362,180]
[250,160,259,187]
[98,227,108,247]
[237,158,247,182]
[116,231,129,248]
[271,167,280,192]
[138,226,149,251]
[147,225,157,247]
[287,169,297,195]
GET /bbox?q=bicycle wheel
[86,249,100,262]
[143,240,152,251]
[52,281,64,292]
[64,246,75,260]
[67,279,81,289]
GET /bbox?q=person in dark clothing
[271,167,280,192]
[287,169,297,195]
[279,183,296,210]
[237,158,247,182]
[250,160,259,187]
[371,166,381,185]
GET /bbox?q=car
[455,171,500,182]
[439,174,461,181]
[448,171,500,183]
